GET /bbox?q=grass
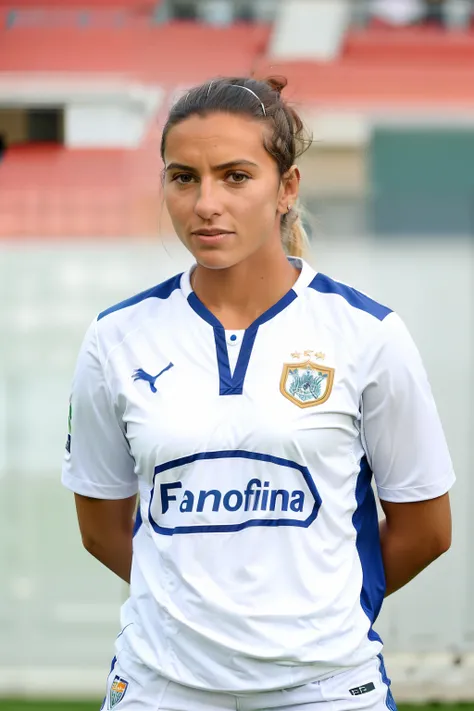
[1,703,474,711]
[0,705,101,711]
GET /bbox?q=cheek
[247,189,278,231]
[236,183,278,223]
[164,187,191,225]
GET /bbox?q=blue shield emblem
[280,360,335,408]
[109,675,128,708]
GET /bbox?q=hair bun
[265,75,288,96]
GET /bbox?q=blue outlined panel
[148,450,322,536]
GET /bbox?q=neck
[191,248,300,330]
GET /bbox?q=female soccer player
[62,76,454,711]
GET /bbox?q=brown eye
[173,174,196,184]
[227,172,250,184]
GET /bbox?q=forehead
[164,112,272,166]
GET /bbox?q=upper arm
[62,319,138,500]
[361,313,455,503]
[379,492,452,553]
[74,493,137,549]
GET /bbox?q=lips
[191,229,234,243]
[192,229,233,236]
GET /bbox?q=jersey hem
[117,643,384,694]
[61,472,139,500]
[377,471,455,503]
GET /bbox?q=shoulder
[306,272,393,324]
[91,272,184,358]
[304,272,420,385]
[97,272,184,324]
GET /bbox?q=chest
[106,313,363,475]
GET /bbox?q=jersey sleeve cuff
[377,470,456,503]
[61,471,139,500]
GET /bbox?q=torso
[93,258,390,691]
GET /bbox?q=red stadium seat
[0,21,271,84]
[0,16,272,237]
[0,144,167,237]
[344,25,474,65]
[4,6,474,238]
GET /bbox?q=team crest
[109,675,129,709]
[280,360,334,408]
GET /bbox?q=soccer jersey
[62,257,455,693]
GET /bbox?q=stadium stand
[0,3,272,236]
[2,0,474,238]
[256,10,474,107]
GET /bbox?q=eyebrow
[165,160,259,172]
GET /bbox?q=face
[163,112,299,270]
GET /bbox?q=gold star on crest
[291,351,301,359]
[314,352,326,361]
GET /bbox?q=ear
[277,165,301,215]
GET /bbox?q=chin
[193,248,244,271]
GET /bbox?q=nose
[193,177,223,221]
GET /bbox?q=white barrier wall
[0,236,472,700]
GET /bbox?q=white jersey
[62,257,454,693]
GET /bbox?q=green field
[1,704,474,711]
[0,705,102,711]
[0,704,100,711]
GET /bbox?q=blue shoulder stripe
[309,273,392,321]
[97,273,183,321]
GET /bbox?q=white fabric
[102,653,395,711]
[63,257,454,693]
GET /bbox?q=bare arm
[379,492,452,597]
[74,493,137,584]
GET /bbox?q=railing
[2,0,280,29]
[350,0,474,30]
[3,1,474,31]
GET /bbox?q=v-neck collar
[181,258,316,396]
[182,257,314,330]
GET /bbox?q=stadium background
[0,0,473,706]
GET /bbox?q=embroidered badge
[280,359,334,408]
[109,675,129,708]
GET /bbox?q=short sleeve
[361,312,455,503]
[61,319,138,500]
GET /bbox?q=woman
[62,76,454,711]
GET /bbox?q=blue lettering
[180,490,194,512]
[269,489,289,512]
[160,482,182,514]
[252,488,261,511]
[197,489,221,512]
[223,490,243,511]
[290,491,305,512]
[261,481,270,510]
[244,479,261,511]
[159,480,307,516]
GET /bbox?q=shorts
[100,654,397,711]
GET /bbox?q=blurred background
[0,0,473,706]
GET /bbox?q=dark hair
[160,76,312,257]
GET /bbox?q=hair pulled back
[160,76,312,257]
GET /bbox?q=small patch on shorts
[109,675,129,708]
[349,682,376,696]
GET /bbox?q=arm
[379,493,452,596]
[62,319,139,579]
[74,494,137,584]
[361,312,455,595]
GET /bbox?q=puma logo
[132,362,174,393]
